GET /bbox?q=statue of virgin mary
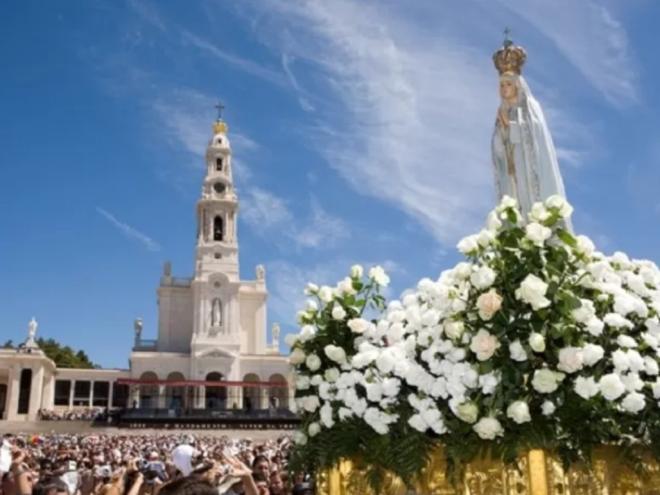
[491,36,571,228]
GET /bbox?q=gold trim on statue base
[317,447,660,495]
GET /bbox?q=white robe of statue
[492,73,571,227]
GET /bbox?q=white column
[28,366,44,421]
[42,374,55,410]
[89,381,94,408]
[69,380,75,408]
[5,366,20,420]
[108,381,114,409]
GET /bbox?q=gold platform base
[317,447,660,494]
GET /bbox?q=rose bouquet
[287,196,660,488]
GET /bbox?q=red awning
[116,378,289,388]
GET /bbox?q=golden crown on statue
[493,31,527,75]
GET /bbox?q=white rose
[528,332,546,353]
[308,422,321,437]
[545,195,573,218]
[469,329,501,361]
[324,368,340,382]
[477,229,495,247]
[572,300,595,324]
[509,340,528,362]
[574,376,599,399]
[284,333,299,347]
[444,320,465,340]
[337,277,356,296]
[457,234,480,254]
[476,289,503,320]
[368,266,390,287]
[331,304,347,320]
[347,318,370,334]
[604,313,633,329]
[470,266,497,289]
[486,211,502,231]
[305,299,318,312]
[479,372,500,395]
[473,417,504,440]
[541,401,556,416]
[644,356,659,376]
[499,195,517,209]
[305,283,319,295]
[305,354,322,371]
[289,348,306,365]
[525,222,552,247]
[302,395,320,412]
[652,379,660,399]
[506,401,531,424]
[586,318,604,337]
[350,264,364,278]
[617,335,637,348]
[324,345,347,365]
[515,274,551,310]
[575,235,595,256]
[599,373,626,401]
[532,369,563,394]
[621,392,646,413]
[318,286,334,303]
[454,262,473,280]
[582,344,604,367]
[557,347,584,374]
[454,401,479,424]
[529,202,550,223]
[293,431,307,445]
[299,325,316,342]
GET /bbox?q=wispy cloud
[241,188,350,250]
[180,30,287,87]
[498,0,638,107]
[281,53,316,112]
[96,207,161,251]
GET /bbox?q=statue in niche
[491,32,571,226]
[211,298,223,327]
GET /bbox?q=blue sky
[2,0,659,369]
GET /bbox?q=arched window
[216,158,223,171]
[213,216,224,241]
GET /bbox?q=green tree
[2,339,14,349]
[36,338,98,369]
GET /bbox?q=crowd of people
[38,410,105,422]
[0,433,313,495]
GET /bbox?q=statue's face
[499,77,517,101]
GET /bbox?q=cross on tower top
[503,27,513,47]
[215,101,225,121]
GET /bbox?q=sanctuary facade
[0,119,291,421]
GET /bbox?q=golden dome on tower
[213,120,228,134]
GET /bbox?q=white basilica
[0,118,291,421]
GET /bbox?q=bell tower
[191,111,241,355]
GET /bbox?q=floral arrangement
[286,196,660,488]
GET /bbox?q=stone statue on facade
[256,264,266,281]
[134,318,143,341]
[272,323,280,348]
[211,298,222,327]
[25,317,38,348]
[491,33,571,226]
